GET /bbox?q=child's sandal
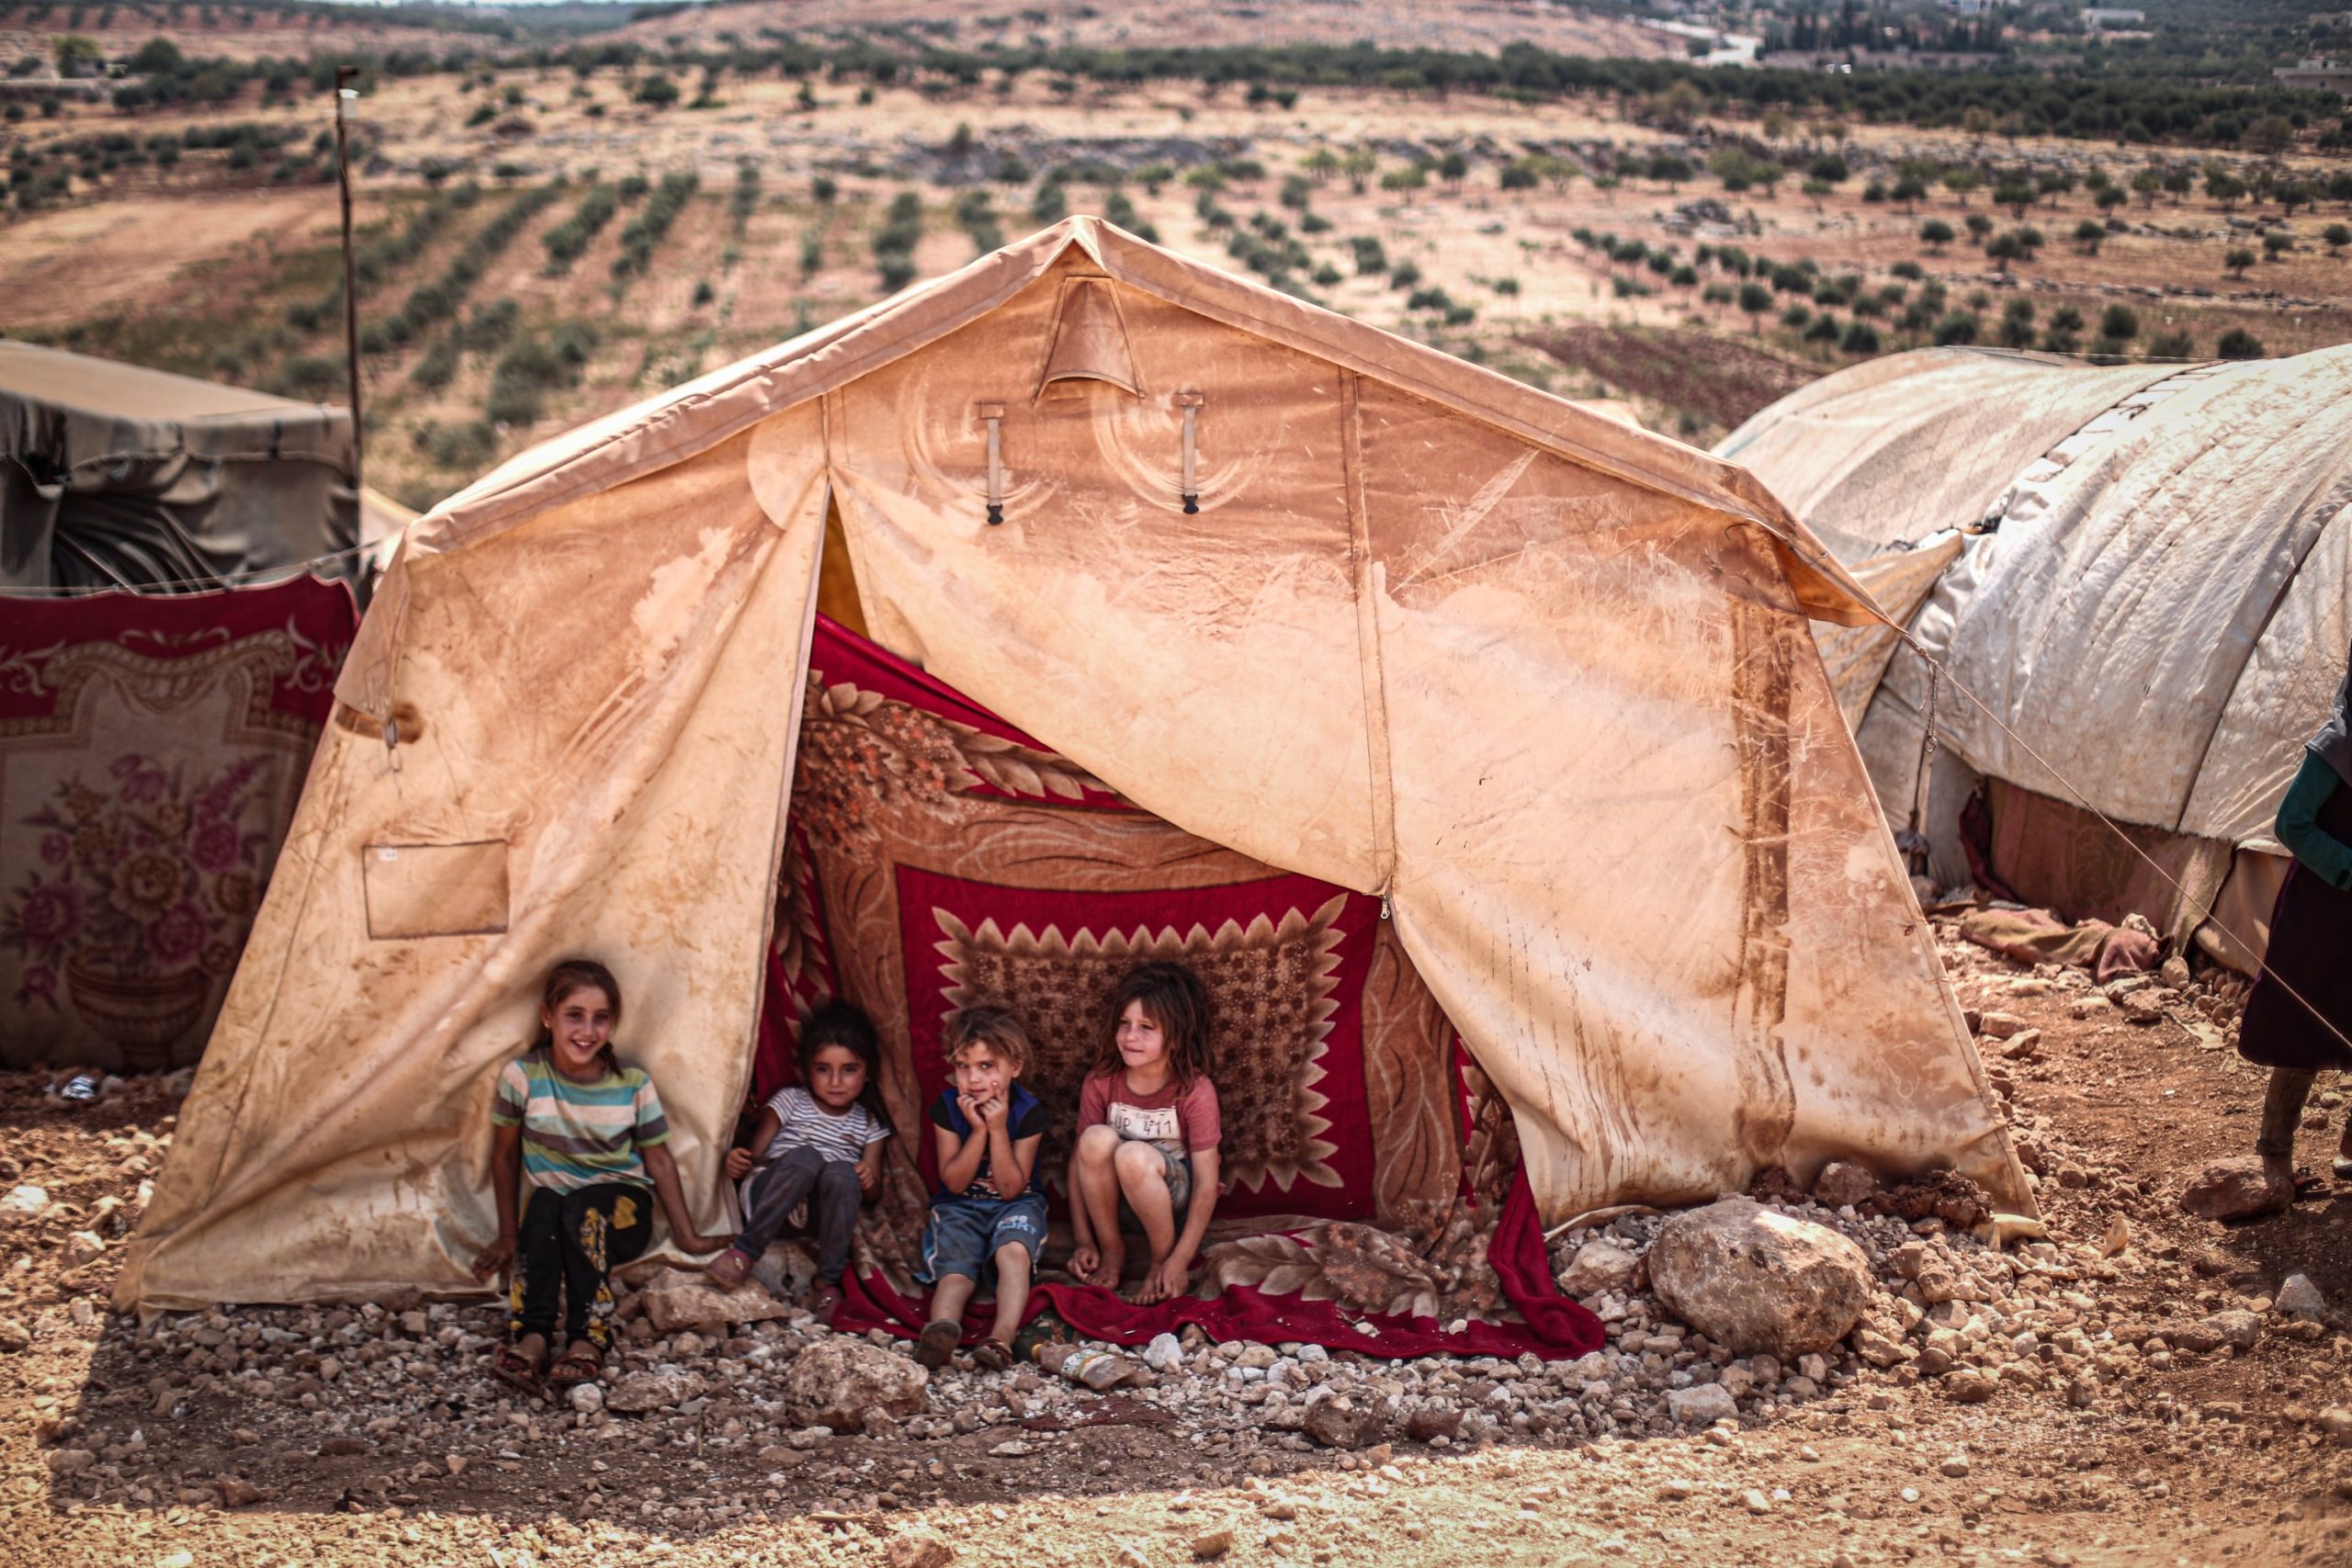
[490,1343,547,1397]
[913,1318,962,1369]
[706,1247,754,1289]
[547,1343,605,1389]
[971,1338,1014,1371]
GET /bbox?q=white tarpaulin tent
[1720,345,2352,968]
[119,221,2024,1310]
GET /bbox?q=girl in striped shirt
[472,958,729,1395]
[709,999,893,1316]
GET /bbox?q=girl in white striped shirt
[709,1000,891,1314]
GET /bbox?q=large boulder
[2180,1157,2289,1222]
[1646,1198,1873,1359]
[782,1337,929,1433]
[639,1266,797,1333]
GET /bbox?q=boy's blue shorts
[917,1190,1049,1286]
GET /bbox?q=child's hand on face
[722,1147,754,1181]
[975,1093,1009,1130]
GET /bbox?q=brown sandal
[547,1341,605,1389]
[914,1318,962,1369]
[491,1341,548,1398]
[971,1337,1014,1371]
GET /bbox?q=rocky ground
[3,918,2348,1566]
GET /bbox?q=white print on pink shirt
[1107,1101,1182,1144]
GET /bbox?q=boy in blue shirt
[913,1007,1050,1371]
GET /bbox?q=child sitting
[913,1006,1051,1370]
[709,999,892,1316]
[472,957,729,1395]
[1068,961,1221,1306]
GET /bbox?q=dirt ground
[4,919,2348,1567]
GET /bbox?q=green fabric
[2278,751,2352,892]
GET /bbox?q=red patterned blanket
[0,581,353,1070]
[757,616,1600,1360]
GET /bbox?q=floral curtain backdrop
[0,580,355,1070]
[755,616,1600,1359]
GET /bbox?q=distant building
[2276,57,2352,93]
[2080,7,2145,26]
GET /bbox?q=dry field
[6,66,2352,510]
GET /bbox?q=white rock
[1666,1384,1738,1426]
[1555,1240,1642,1300]
[1647,1199,1874,1359]
[1144,1333,1184,1373]
[62,1232,105,1268]
[781,1337,928,1433]
[2,1186,47,1214]
[2276,1274,2328,1321]
[569,1382,605,1415]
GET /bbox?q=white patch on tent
[1843,837,1890,887]
[629,525,737,674]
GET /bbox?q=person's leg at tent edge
[2260,1066,2320,1193]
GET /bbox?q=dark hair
[1090,960,1214,1091]
[535,957,623,1069]
[944,1005,1030,1074]
[800,997,893,1134]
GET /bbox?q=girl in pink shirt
[1067,961,1221,1304]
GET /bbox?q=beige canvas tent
[119,220,2025,1311]
[1718,345,2352,971]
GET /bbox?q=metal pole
[334,66,364,496]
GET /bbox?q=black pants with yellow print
[509,1183,652,1348]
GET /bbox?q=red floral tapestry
[0,580,356,1070]
[754,615,1600,1360]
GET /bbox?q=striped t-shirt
[492,1050,671,1192]
[759,1086,888,1164]
[740,1087,888,1205]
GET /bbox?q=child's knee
[992,1240,1032,1275]
[816,1159,861,1195]
[1112,1139,1164,1186]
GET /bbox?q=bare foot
[1078,1244,1125,1290]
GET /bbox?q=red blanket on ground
[0,580,354,1070]
[752,616,1600,1360]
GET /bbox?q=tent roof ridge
[408,220,1871,622]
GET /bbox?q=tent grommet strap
[978,402,1005,525]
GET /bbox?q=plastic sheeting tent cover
[118,220,2027,1311]
[1719,345,2352,954]
[0,341,358,593]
